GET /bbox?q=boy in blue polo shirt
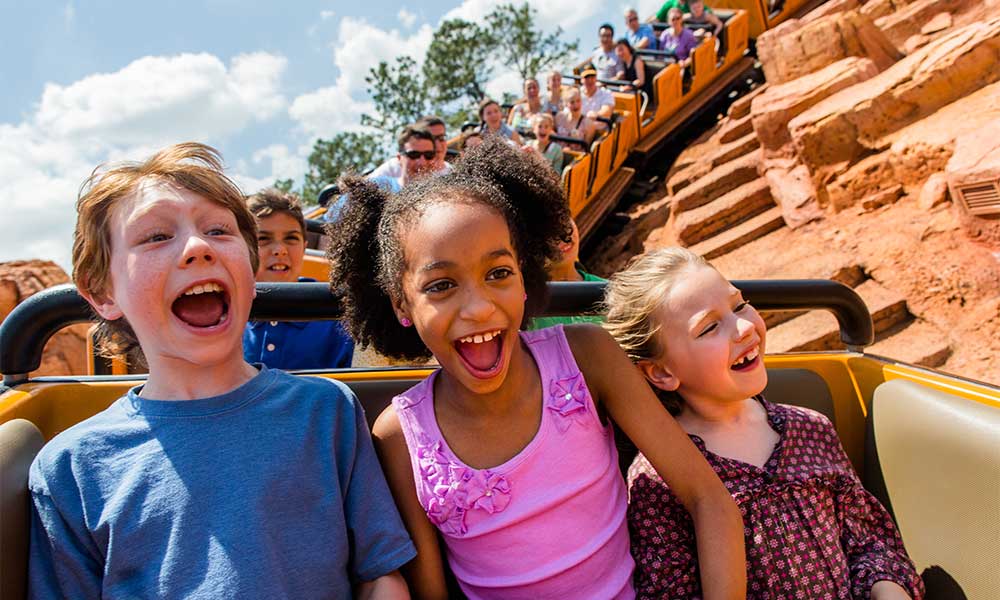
[28,143,414,598]
[243,188,354,369]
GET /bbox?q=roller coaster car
[0,280,997,598]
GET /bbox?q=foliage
[486,3,579,81]
[361,56,431,144]
[300,132,384,204]
[423,19,494,108]
[272,178,295,194]
[288,3,578,195]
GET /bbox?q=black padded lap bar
[0,280,873,380]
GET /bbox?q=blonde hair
[603,247,712,361]
[531,113,555,128]
[603,247,711,413]
[73,142,258,361]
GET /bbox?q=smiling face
[567,90,582,113]
[395,200,525,395]
[255,212,304,283]
[428,122,448,166]
[644,265,767,407]
[615,43,631,61]
[482,102,503,129]
[524,79,540,99]
[400,137,436,184]
[625,10,640,31]
[87,180,256,372]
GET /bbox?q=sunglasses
[403,150,436,160]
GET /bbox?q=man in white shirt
[591,23,622,80]
[369,116,453,179]
[580,68,616,121]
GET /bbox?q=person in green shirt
[531,219,607,329]
[654,0,714,23]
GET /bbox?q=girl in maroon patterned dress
[604,248,924,600]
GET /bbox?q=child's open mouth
[171,282,230,328]
[731,347,760,371]
[267,264,289,272]
[454,329,504,379]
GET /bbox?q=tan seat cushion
[873,379,1000,599]
[0,419,45,600]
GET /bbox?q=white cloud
[485,71,524,100]
[289,82,373,139]
[445,0,603,30]
[331,17,434,93]
[397,8,417,28]
[0,52,289,270]
[34,52,286,146]
[320,9,336,20]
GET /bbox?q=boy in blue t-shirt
[27,143,415,598]
[243,188,354,369]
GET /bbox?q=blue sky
[1,0,659,269]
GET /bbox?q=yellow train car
[1,281,997,598]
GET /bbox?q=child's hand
[871,580,912,600]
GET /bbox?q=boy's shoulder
[29,397,132,495]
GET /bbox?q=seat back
[872,379,1000,599]
[0,419,45,600]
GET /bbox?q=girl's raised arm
[372,408,449,600]
[566,323,747,600]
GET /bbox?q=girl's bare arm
[566,324,747,600]
[373,408,449,600]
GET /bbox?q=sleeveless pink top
[393,326,635,599]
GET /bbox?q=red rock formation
[755,9,902,85]
[0,261,89,378]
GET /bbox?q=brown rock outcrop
[875,0,966,46]
[788,18,1000,206]
[0,260,89,377]
[756,10,902,86]
[751,57,879,225]
[752,57,879,158]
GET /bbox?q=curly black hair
[327,136,571,361]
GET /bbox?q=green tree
[423,19,494,108]
[272,178,295,193]
[300,132,384,204]
[486,3,579,81]
[361,56,431,143]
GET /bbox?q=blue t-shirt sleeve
[339,389,416,581]
[28,474,103,598]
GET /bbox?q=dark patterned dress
[627,398,924,599]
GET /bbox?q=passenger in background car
[592,23,623,80]
[507,78,544,131]
[624,8,658,50]
[659,7,699,67]
[542,69,566,114]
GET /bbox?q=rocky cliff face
[0,261,89,378]
[589,0,1000,384]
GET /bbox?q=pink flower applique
[417,440,451,485]
[466,470,512,514]
[395,392,424,410]
[548,373,591,432]
[426,495,467,536]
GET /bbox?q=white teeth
[459,329,502,344]
[183,282,223,296]
[732,347,759,367]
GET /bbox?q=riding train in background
[1,1,997,598]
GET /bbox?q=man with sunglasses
[324,125,437,221]
[625,8,657,50]
[370,116,452,180]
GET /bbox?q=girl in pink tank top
[329,138,746,599]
